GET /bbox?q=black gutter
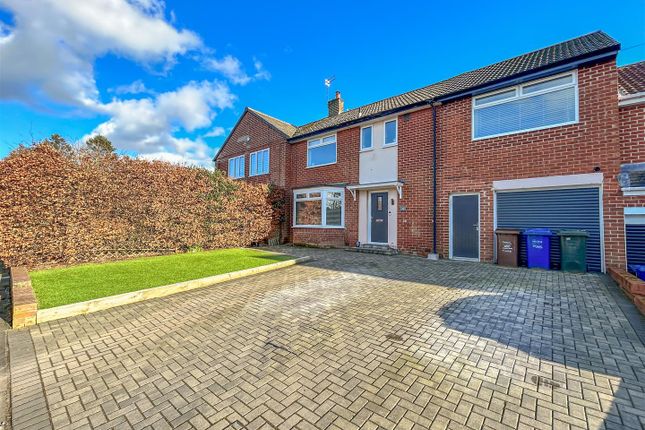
[431,101,438,255]
[287,46,620,143]
[439,48,620,103]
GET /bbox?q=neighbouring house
[214,31,645,272]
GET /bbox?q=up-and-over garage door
[496,187,602,272]
[626,224,645,266]
[626,208,645,267]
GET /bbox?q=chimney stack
[328,91,344,117]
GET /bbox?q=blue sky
[0,0,643,165]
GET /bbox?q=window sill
[360,147,374,153]
[249,173,269,177]
[306,161,337,169]
[292,225,345,229]
[382,143,398,148]
[623,187,645,196]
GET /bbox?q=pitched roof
[218,31,621,157]
[291,31,619,139]
[618,61,645,96]
[213,107,297,161]
[247,107,297,137]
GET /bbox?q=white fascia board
[493,173,603,191]
[619,92,645,107]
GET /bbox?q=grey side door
[452,194,479,259]
[370,192,388,243]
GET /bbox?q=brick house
[215,31,645,272]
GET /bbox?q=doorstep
[346,244,399,256]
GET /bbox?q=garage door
[496,187,602,272]
[626,209,645,267]
[627,225,645,266]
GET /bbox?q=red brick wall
[620,104,645,163]
[398,61,624,265]
[215,110,288,187]
[615,102,645,266]
[289,128,360,247]
[219,58,639,269]
[397,109,434,255]
[291,228,345,247]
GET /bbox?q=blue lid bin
[524,228,553,270]
[628,265,645,282]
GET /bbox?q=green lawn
[30,248,292,309]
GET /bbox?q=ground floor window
[294,187,344,227]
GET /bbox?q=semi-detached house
[215,31,645,273]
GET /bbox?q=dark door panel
[452,195,479,259]
[370,192,388,243]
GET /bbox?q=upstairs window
[307,135,337,167]
[384,119,398,146]
[250,148,270,176]
[473,71,578,139]
[294,188,344,227]
[228,155,245,179]
[361,126,373,150]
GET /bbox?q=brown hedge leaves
[0,144,273,267]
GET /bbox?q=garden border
[36,255,311,324]
[10,267,37,328]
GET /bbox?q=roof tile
[237,31,620,144]
[618,61,645,96]
[291,31,619,139]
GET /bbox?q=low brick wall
[608,267,645,315]
[292,228,346,248]
[10,267,37,328]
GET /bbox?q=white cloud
[0,0,201,107]
[84,80,235,167]
[253,57,271,81]
[203,126,226,138]
[0,0,270,166]
[204,54,271,85]
[204,55,251,85]
[109,80,153,95]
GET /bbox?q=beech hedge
[0,143,273,268]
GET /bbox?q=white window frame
[383,119,398,147]
[472,71,579,141]
[249,148,270,177]
[307,134,337,168]
[292,187,345,228]
[228,155,245,179]
[360,125,373,151]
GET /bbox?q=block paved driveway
[10,247,645,430]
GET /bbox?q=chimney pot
[328,91,344,117]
